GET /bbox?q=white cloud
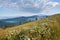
[47,2,59,7]
[42,0,49,2]
[33,3,40,8]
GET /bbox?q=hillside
[0,14,60,40]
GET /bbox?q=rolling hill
[0,14,60,40]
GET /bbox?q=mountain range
[0,15,48,28]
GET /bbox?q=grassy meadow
[0,14,60,40]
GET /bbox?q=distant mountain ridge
[0,15,48,27]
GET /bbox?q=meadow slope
[0,14,60,40]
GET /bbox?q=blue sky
[0,0,60,19]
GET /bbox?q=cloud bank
[0,0,60,13]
